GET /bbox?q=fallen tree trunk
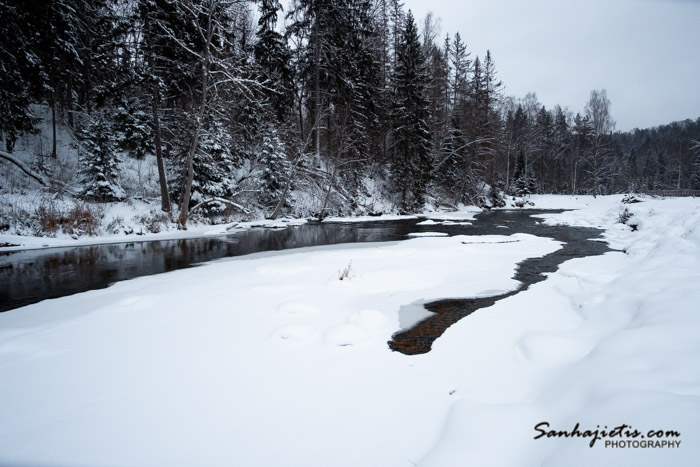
[0,150,49,186]
[187,197,251,218]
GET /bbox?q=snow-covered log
[0,150,49,186]
[188,196,251,217]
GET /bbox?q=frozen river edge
[1,194,699,466]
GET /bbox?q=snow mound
[407,231,449,237]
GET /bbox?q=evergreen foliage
[390,11,431,212]
[1,0,699,220]
[259,127,290,208]
[80,116,125,202]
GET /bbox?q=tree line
[2,0,699,226]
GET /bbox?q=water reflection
[1,220,428,312]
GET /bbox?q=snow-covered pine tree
[513,149,535,196]
[450,32,470,111]
[424,30,450,169]
[570,113,591,194]
[255,0,293,122]
[258,127,290,209]
[390,10,432,212]
[534,105,553,192]
[80,116,125,201]
[471,50,502,178]
[439,31,474,202]
[551,105,572,192]
[22,0,86,157]
[113,99,153,160]
[0,2,38,152]
[190,117,239,216]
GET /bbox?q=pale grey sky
[403,0,700,131]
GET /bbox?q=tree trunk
[178,115,202,228]
[313,8,321,167]
[178,6,213,229]
[67,80,74,129]
[269,154,303,220]
[51,96,57,159]
[152,84,171,213]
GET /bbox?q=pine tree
[113,99,153,161]
[425,32,450,170]
[24,0,85,157]
[259,127,291,208]
[80,116,125,202]
[551,105,572,192]
[390,10,431,212]
[0,2,38,152]
[450,32,470,111]
[255,0,293,122]
[513,149,535,196]
[477,50,503,172]
[191,117,238,214]
[534,105,553,191]
[571,113,592,194]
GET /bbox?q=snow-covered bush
[489,182,507,208]
[133,209,170,234]
[617,205,638,230]
[105,215,131,235]
[34,199,102,237]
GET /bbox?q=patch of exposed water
[388,210,610,355]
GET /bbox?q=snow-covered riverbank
[1,195,699,466]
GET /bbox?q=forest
[2,0,700,229]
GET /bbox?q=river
[0,210,610,353]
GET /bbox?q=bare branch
[432,137,493,172]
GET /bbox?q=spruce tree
[255,0,293,122]
[80,116,125,202]
[0,2,38,151]
[390,10,431,212]
[259,127,290,208]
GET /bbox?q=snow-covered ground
[0,198,479,252]
[0,193,310,251]
[1,195,699,466]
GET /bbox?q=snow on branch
[188,196,252,217]
[432,137,494,172]
[0,150,49,186]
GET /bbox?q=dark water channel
[1,210,610,353]
[0,220,427,312]
[388,210,611,355]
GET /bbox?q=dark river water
[0,210,610,353]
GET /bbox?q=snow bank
[0,195,307,251]
[419,195,700,466]
[0,232,559,466]
[1,195,699,466]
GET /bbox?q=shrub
[338,261,353,281]
[134,209,170,233]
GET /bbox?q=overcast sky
[403,0,700,131]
